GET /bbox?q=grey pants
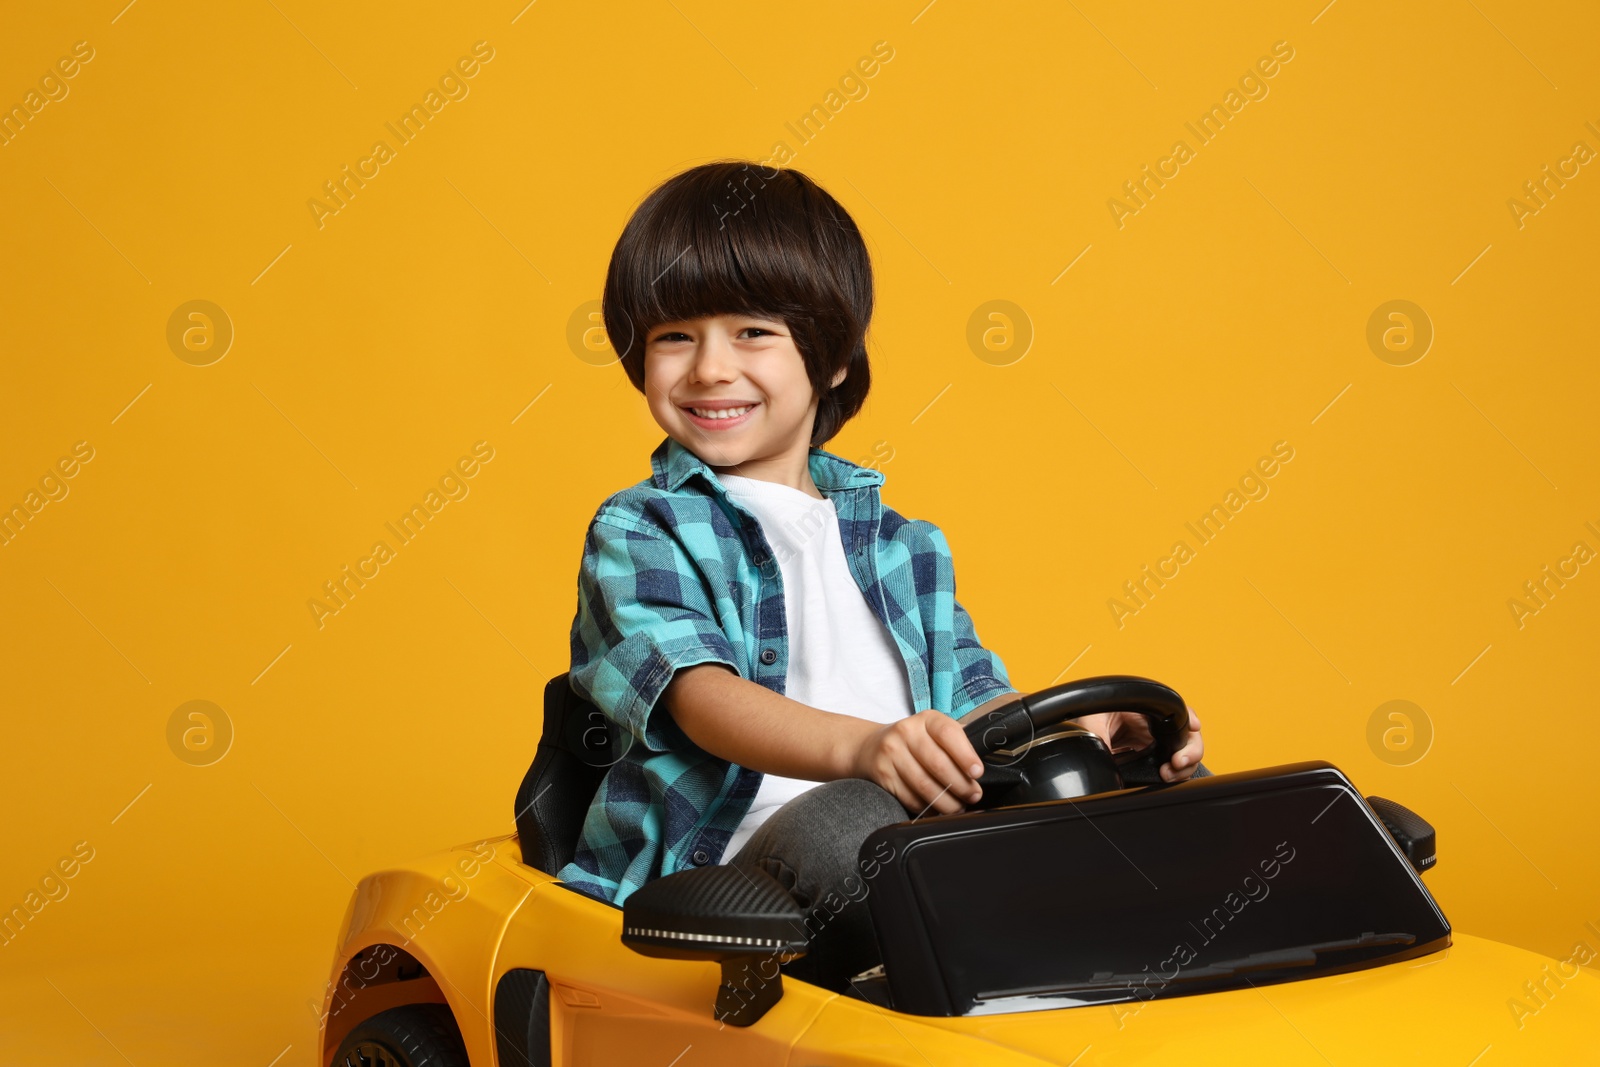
[726,778,906,992]
[725,763,1214,992]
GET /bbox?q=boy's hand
[1077,706,1204,783]
[850,710,985,817]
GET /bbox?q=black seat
[513,673,620,876]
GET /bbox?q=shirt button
[691,848,711,865]
[759,648,777,665]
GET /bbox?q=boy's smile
[681,397,759,430]
[644,313,846,492]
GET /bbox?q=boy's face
[642,313,845,472]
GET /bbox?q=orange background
[2,1,1597,1062]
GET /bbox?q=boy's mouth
[682,401,759,430]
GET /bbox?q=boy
[556,161,1205,989]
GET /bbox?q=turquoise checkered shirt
[554,435,1015,906]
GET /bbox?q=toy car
[318,675,1599,1065]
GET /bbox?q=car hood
[907,934,1599,1065]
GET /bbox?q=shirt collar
[649,435,885,496]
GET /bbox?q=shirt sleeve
[949,594,1019,719]
[568,512,741,753]
[924,522,1018,719]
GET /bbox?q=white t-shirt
[716,473,916,860]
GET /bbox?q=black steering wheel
[960,675,1192,809]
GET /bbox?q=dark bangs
[601,161,874,446]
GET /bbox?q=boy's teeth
[691,405,752,420]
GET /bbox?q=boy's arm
[664,664,989,816]
[570,513,741,751]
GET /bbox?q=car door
[494,876,825,1064]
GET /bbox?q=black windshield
[863,763,1451,1016]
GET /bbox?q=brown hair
[601,160,873,446]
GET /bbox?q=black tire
[332,1003,468,1067]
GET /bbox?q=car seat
[512,673,618,878]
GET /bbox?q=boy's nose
[689,338,737,382]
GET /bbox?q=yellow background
[2,1,1596,1062]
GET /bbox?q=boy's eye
[651,326,776,343]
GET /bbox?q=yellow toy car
[318,675,1598,1065]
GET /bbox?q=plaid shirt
[555,435,1016,906]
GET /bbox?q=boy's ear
[829,366,848,389]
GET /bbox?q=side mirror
[1366,796,1437,874]
[622,865,808,1026]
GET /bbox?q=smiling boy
[556,161,1204,989]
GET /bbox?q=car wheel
[332,1003,468,1067]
